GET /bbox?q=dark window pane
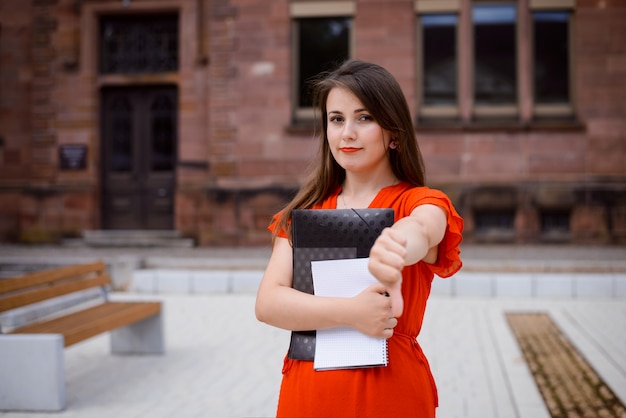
[110,97,132,172]
[297,17,351,107]
[473,4,517,104]
[533,11,570,103]
[151,95,175,171]
[474,209,515,232]
[422,14,458,105]
[540,209,570,233]
[100,14,178,74]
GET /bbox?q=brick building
[0,0,624,246]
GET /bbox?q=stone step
[63,230,195,248]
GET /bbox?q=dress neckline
[333,182,410,209]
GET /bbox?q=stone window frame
[415,0,576,124]
[79,1,192,86]
[289,1,356,123]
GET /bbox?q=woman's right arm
[255,237,397,338]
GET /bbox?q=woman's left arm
[368,204,448,317]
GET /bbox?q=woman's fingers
[353,284,400,338]
[386,280,404,318]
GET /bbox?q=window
[473,4,517,106]
[533,10,571,117]
[296,17,351,108]
[474,209,516,241]
[421,14,458,108]
[416,0,575,124]
[291,2,355,121]
[100,14,179,75]
[540,208,571,241]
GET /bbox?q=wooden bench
[0,260,164,412]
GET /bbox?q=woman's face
[325,87,393,175]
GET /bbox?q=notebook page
[311,257,388,371]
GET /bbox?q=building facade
[0,0,624,246]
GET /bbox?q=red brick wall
[577,1,626,176]
[0,0,624,245]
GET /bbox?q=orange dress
[269,183,463,418]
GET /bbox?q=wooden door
[101,86,177,230]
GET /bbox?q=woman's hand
[347,283,398,339]
[368,227,407,318]
[257,236,399,334]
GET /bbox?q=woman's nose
[342,120,356,140]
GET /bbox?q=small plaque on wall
[59,144,87,170]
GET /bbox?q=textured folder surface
[289,208,394,361]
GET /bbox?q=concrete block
[190,270,229,293]
[535,274,574,298]
[132,270,157,293]
[155,270,191,294]
[494,273,534,298]
[574,274,614,298]
[0,288,101,331]
[454,272,493,297]
[614,274,626,298]
[231,270,264,293]
[111,311,165,355]
[431,274,454,296]
[0,334,66,411]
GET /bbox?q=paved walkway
[0,244,625,417]
[0,294,624,418]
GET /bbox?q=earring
[389,141,398,149]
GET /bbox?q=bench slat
[0,275,111,313]
[0,261,107,294]
[10,301,162,347]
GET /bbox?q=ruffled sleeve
[404,188,464,278]
[268,211,288,239]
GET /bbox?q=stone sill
[287,119,586,135]
[415,119,586,133]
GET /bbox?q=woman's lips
[340,147,361,153]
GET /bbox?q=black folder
[288,208,395,361]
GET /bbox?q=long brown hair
[274,60,426,242]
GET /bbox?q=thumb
[387,281,404,317]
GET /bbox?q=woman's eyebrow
[328,108,368,115]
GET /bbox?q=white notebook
[311,257,389,371]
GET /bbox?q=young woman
[255,60,463,417]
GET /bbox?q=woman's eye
[358,114,373,122]
[329,116,344,123]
